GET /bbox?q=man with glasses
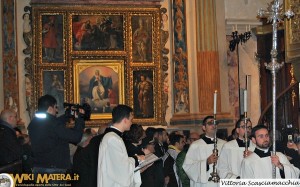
[241,125,299,178]
[28,94,85,184]
[183,116,226,187]
[218,117,255,179]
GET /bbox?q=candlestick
[214,90,217,114]
[244,90,247,113]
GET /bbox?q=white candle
[214,91,217,114]
[244,90,247,113]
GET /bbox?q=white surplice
[217,139,255,179]
[97,131,141,187]
[240,151,300,179]
[182,138,226,187]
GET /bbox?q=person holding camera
[28,94,85,184]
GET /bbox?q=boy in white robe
[240,125,300,179]
[183,116,226,187]
[97,105,145,187]
[218,118,255,179]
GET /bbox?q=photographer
[28,94,85,184]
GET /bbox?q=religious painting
[71,15,124,51]
[133,69,154,118]
[41,15,64,63]
[31,6,166,126]
[42,70,65,116]
[131,15,153,62]
[73,59,124,120]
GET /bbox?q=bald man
[0,109,22,167]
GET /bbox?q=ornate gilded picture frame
[284,0,300,63]
[133,69,155,119]
[130,67,163,125]
[71,15,124,51]
[73,59,125,120]
[30,5,167,126]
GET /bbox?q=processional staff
[257,0,294,178]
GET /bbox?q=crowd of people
[1,95,300,186]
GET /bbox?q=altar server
[218,118,255,179]
[240,125,300,179]
[182,116,226,187]
[97,105,144,187]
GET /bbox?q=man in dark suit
[0,109,22,172]
[154,128,168,187]
[72,127,108,187]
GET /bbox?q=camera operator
[28,94,85,184]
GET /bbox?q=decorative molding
[23,6,34,120]
[172,0,190,114]
[225,18,262,35]
[30,0,163,5]
[160,7,169,125]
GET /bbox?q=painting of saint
[43,71,65,116]
[79,66,119,113]
[132,16,152,62]
[41,15,63,63]
[133,70,154,118]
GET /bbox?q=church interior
[0,0,299,138]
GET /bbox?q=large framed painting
[40,14,64,64]
[73,59,124,120]
[69,13,125,56]
[41,69,66,116]
[30,5,167,126]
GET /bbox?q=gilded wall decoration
[27,4,166,126]
[285,0,300,63]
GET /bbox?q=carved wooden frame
[24,5,168,126]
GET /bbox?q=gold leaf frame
[73,59,125,120]
[285,0,300,63]
[30,5,166,126]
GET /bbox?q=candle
[244,90,247,113]
[214,90,217,114]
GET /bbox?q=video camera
[63,102,91,121]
